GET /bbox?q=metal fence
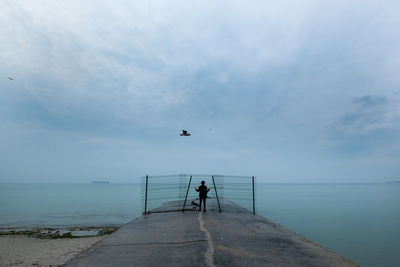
[141,174,256,214]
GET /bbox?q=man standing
[194,181,211,212]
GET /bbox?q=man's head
[201,180,205,185]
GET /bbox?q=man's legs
[199,198,202,211]
[203,197,206,212]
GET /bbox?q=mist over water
[1,182,399,267]
[0,183,141,227]
[257,183,400,267]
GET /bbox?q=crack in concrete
[103,239,208,246]
[198,212,216,267]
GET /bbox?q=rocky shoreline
[0,226,120,266]
[0,226,119,239]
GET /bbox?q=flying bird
[180,130,191,136]
[7,77,14,81]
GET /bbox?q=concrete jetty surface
[65,199,358,267]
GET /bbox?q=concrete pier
[65,199,358,267]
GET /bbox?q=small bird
[7,77,14,81]
[180,130,191,136]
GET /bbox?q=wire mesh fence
[141,174,256,214]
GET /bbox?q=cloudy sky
[1,0,399,183]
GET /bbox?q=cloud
[353,95,387,107]
[338,95,393,132]
[1,0,400,182]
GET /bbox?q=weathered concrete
[65,199,358,267]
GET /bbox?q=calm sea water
[1,183,399,267]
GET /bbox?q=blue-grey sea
[1,183,399,267]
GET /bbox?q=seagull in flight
[180,130,191,136]
[7,77,15,81]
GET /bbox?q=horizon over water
[0,182,399,267]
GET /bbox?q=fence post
[182,176,192,212]
[252,176,255,214]
[144,175,149,214]
[212,176,222,212]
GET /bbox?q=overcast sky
[1,0,399,183]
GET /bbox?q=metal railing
[142,174,256,214]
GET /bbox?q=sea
[0,183,399,267]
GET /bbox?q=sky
[1,0,399,183]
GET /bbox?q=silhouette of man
[194,181,211,212]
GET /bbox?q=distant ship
[92,181,110,184]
